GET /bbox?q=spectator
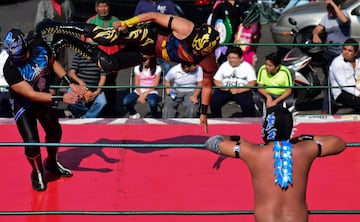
[86,0,122,117]
[205,105,346,222]
[211,0,251,64]
[312,0,351,114]
[233,5,262,66]
[210,47,256,117]
[67,53,107,118]
[34,0,74,71]
[253,52,295,116]
[329,38,360,112]
[123,55,162,118]
[162,63,203,118]
[134,0,177,75]
[0,41,12,117]
[211,0,250,41]
[3,28,85,191]
[134,0,177,15]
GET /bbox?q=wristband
[200,104,208,115]
[299,134,314,140]
[229,135,241,142]
[51,95,64,102]
[61,74,71,85]
[234,141,240,158]
[121,16,140,26]
[316,140,323,157]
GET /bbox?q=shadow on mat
[97,135,209,153]
[54,146,120,173]
[54,135,210,173]
[97,135,230,170]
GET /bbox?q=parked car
[270,0,360,49]
[0,0,28,4]
[71,0,214,25]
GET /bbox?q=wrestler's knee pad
[97,55,121,73]
[97,51,145,73]
[36,19,87,38]
[205,135,224,154]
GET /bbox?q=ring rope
[45,85,354,90]
[0,41,356,47]
[0,83,355,90]
[0,142,359,148]
[0,209,359,215]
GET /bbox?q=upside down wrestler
[36,12,220,133]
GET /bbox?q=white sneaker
[129,113,140,119]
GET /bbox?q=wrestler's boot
[52,34,102,60]
[27,154,47,191]
[36,18,90,38]
[36,18,120,46]
[52,34,142,72]
[45,147,73,177]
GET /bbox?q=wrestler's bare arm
[199,52,217,134]
[292,134,346,157]
[313,135,346,156]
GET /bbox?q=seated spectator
[123,55,161,118]
[329,38,360,112]
[0,46,12,117]
[67,53,107,118]
[210,47,256,118]
[162,63,203,118]
[253,52,295,116]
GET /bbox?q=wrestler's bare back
[241,141,317,222]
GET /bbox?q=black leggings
[14,102,62,158]
[336,90,360,110]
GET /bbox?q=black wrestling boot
[51,34,141,72]
[36,18,119,46]
[52,34,102,61]
[45,160,73,177]
[36,18,94,38]
[27,154,47,192]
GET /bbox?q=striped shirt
[70,53,107,91]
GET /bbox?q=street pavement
[0,0,354,118]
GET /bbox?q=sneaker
[129,113,140,119]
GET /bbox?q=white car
[271,0,360,49]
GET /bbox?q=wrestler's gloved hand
[205,135,224,154]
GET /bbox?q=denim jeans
[123,92,159,117]
[68,90,107,118]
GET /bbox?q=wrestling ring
[0,116,359,222]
